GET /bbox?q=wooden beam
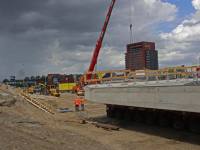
[85,69,131,74]
[84,72,87,83]
[165,66,198,69]
[93,122,119,130]
[129,69,168,74]
[66,118,86,124]
[124,70,126,82]
[100,73,102,84]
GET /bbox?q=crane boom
[87,0,116,80]
[73,0,116,92]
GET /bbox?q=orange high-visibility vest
[74,98,80,105]
[81,98,85,105]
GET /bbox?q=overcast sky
[0,0,200,81]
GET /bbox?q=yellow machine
[77,89,84,96]
[38,83,61,97]
[46,85,61,97]
[28,87,34,94]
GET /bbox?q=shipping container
[69,83,76,90]
[59,83,76,91]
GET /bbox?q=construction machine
[28,87,34,94]
[72,76,84,93]
[33,86,41,93]
[77,89,85,96]
[46,85,61,97]
[38,83,61,97]
[73,0,116,93]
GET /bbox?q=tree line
[1,75,48,87]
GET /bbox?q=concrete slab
[85,79,200,113]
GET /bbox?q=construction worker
[80,97,85,111]
[74,96,80,111]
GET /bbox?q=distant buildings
[47,74,82,85]
[125,41,158,71]
[48,74,74,85]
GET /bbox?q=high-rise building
[125,41,158,70]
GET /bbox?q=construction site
[1,68,200,150]
[1,0,200,150]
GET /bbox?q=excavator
[73,0,116,94]
[39,83,61,97]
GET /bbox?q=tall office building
[125,41,158,70]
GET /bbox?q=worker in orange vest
[80,97,85,111]
[74,96,80,111]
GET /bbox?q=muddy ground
[0,85,200,150]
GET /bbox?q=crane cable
[129,0,133,44]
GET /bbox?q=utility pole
[199,53,200,66]
[23,64,25,90]
[129,0,133,44]
[27,77,28,89]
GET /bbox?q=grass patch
[54,141,65,146]
[36,146,40,149]
[60,141,65,145]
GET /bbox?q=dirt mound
[0,99,15,107]
[0,84,21,96]
[0,95,16,107]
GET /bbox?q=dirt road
[0,85,200,150]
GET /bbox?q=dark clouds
[0,0,183,81]
[0,0,110,35]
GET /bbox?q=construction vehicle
[38,83,61,97]
[46,85,61,97]
[28,87,34,94]
[33,86,41,93]
[72,76,84,93]
[38,83,46,95]
[77,89,85,96]
[85,77,200,133]
[85,66,200,133]
[73,0,116,93]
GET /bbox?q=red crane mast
[73,0,116,92]
[87,0,116,80]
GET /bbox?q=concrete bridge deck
[85,79,200,113]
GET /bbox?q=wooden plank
[129,69,168,74]
[66,118,86,124]
[93,122,119,130]
[191,68,194,77]
[124,70,126,82]
[111,72,113,82]
[85,69,131,74]
[100,73,102,84]
[165,66,199,69]
[19,94,55,115]
[84,72,87,83]
[84,69,199,82]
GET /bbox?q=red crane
[87,0,116,79]
[73,0,116,92]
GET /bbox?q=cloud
[192,0,200,10]
[0,0,179,80]
[158,0,200,68]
